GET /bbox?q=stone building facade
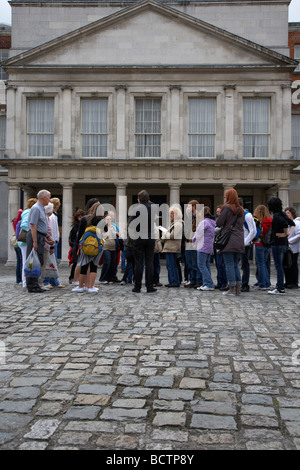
[1,0,299,264]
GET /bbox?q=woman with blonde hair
[215,188,244,296]
[253,204,272,290]
[162,205,183,287]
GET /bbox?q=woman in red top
[253,205,273,290]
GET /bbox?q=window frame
[242,96,271,159]
[188,96,217,159]
[26,97,55,157]
[80,97,108,158]
[134,97,162,158]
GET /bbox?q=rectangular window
[294,45,300,72]
[135,98,161,158]
[243,98,270,158]
[292,114,300,158]
[0,116,6,158]
[27,99,54,157]
[189,98,216,158]
[81,99,108,157]
[0,51,9,80]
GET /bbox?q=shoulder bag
[214,212,239,252]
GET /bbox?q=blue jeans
[185,249,202,285]
[100,250,118,282]
[222,252,241,286]
[271,245,287,291]
[197,252,214,288]
[255,245,271,288]
[166,253,180,286]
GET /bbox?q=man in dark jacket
[128,189,157,293]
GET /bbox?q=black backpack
[260,227,272,247]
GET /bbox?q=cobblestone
[0,261,299,450]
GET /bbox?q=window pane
[135,99,161,157]
[81,99,108,157]
[189,98,215,158]
[294,45,300,72]
[243,98,269,158]
[27,99,54,156]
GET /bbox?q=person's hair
[51,197,61,209]
[85,198,100,212]
[37,189,50,200]
[253,204,271,220]
[170,205,182,220]
[267,197,282,214]
[223,188,243,217]
[71,209,86,226]
[188,199,199,207]
[203,206,212,217]
[284,206,296,219]
[137,190,149,203]
[45,202,54,215]
[26,198,37,209]
[86,201,101,226]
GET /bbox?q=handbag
[214,213,239,252]
[17,229,28,243]
[10,233,18,247]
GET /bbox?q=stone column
[169,183,181,207]
[60,183,73,266]
[59,86,73,157]
[223,85,235,158]
[115,183,127,238]
[5,85,17,158]
[278,185,289,209]
[223,183,236,196]
[115,85,127,158]
[169,85,181,158]
[6,184,20,266]
[281,84,293,159]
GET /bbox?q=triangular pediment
[4,0,297,70]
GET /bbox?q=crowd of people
[11,188,300,296]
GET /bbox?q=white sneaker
[72,286,85,292]
[100,280,108,284]
[72,281,79,286]
[87,287,99,293]
[268,288,285,295]
[198,285,214,291]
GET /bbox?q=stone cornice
[2,159,298,185]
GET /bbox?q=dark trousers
[241,245,251,288]
[133,239,155,290]
[284,251,299,287]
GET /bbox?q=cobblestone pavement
[0,260,299,451]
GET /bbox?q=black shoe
[28,286,46,293]
[132,287,141,293]
[165,284,180,288]
[147,287,157,293]
[241,286,249,292]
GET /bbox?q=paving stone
[0,262,299,450]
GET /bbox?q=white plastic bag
[44,252,58,278]
[24,249,41,278]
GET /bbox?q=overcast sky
[1,0,300,26]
